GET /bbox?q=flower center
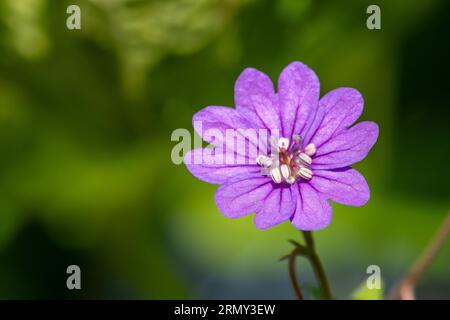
[256,135,316,184]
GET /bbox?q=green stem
[288,248,304,300]
[302,231,333,300]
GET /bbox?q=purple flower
[184,61,378,230]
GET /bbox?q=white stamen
[261,135,315,184]
[270,167,282,184]
[280,164,290,180]
[304,143,316,157]
[278,138,290,151]
[298,167,313,180]
[286,176,296,184]
[298,153,312,165]
[256,155,267,166]
[271,157,280,168]
[256,155,273,168]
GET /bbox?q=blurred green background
[0,0,448,299]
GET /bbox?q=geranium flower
[184,61,378,230]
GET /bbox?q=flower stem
[288,249,304,300]
[388,212,450,300]
[302,231,333,300]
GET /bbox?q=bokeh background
[0,0,448,299]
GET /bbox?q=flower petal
[311,168,370,206]
[312,121,379,169]
[193,106,266,156]
[291,182,332,230]
[277,61,320,139]
[214,174,273,218]
[234,68,280,131]
[254,186,296,229]
[184,149,260,184]
[304,88,364,146]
